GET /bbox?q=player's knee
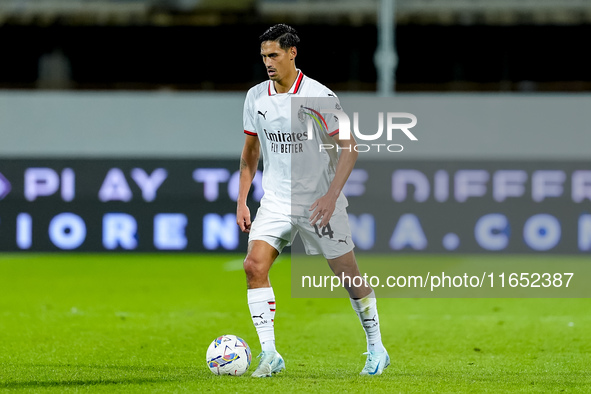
[243,255,266,281]
[330,265,344,278]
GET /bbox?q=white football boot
[360,350,390,376]
[251,351,286,377]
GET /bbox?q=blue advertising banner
[0,159,590,253]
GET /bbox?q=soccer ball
[206,334,252,376]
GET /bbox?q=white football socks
[350,289,386,353]
[247,287,276,352]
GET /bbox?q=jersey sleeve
[243,89,257,136]
[322,89,341,137]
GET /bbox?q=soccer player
[237,24,389,377]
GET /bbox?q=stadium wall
[1,92,590,159]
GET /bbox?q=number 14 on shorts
[313,223,334,239]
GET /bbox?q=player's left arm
[309,132,358,228]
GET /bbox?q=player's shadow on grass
[0,378,168,389]
[0,363,196,389]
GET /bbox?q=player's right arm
[237,134,260,233]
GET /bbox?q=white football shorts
[248,205,355,259]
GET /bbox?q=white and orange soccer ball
[206,334,252,376]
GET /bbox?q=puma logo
[338,236,348,245]
[252,313,264,319]
[257,110,267,120]
[363,315,377,323]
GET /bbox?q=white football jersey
[243,70,348,216]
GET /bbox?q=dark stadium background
[1,8,591,92]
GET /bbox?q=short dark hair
[259,24,300,51]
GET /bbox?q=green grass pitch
[1,254,590,392]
